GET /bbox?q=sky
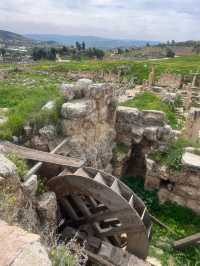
[0,0,200,41]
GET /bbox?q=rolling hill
[0,30,34,46]
[27,34,159,49]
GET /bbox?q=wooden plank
[173,233,200,250]
[1,141,85,169]
[24,138,70,180]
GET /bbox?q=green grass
[122,175,200,266]
[0,71,64,139]
[121,91,179,129]
[29,55,200,82]
[1,55,200,139]
[150,138,200,171]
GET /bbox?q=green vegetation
[1,55,200,139]
[113,142,129,156]
[121,91,179,129]
[7,154,28,179]
[122,175,200,266]
[150,138,200,171]
[30,55,200,82]
[36,176,46,195]
[0,71,64,139]
[50,244,76,266]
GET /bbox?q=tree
[166,48,175,58]
[0,48,6,57]
[193,44,200,55]
[82,42,86,51]
[75,41,82,51]
[32,47,57,61]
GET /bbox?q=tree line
[32,41,105,61]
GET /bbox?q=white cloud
[0,0,200,41]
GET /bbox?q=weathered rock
[37,192,57,225]
[11,241,52,266]
[22,175,37,197]
[76,78,93,89]
[131,126,144,144]
[147,256,162,266]
[61,99,95,119]
[42,100,55,111]
[0,154,17,179]
[142,110,165,127]
[30,135,49,152]
[60,83,75,100]
[182,152,200,170]
[0,220,51,266]
[39,125,56,140]
[144,127,158,142]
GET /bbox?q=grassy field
[29,55,200,81]
[0,55,200,139]
[0,70,64,139]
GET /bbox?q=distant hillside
[27,34,159,49]
[0,30,34,46]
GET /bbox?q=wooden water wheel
[48,167,152,260]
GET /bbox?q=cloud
[0,0,200,41]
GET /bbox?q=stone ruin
[20,78,200,216]
[1,77,200,265]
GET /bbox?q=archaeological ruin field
[1,55,200,266]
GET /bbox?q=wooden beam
[24,138,70,180]
[1,141,85,174]
[173,233,200,250]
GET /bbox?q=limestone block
[37,192,57,225]
[22,175,38,197]
[144,127,158,141]
[60,83,75,100]
[0,154,17,178]
[182,152,200,171]
[131,125,144,144]
[116,106,142,132]
[76,78,93,89]
[39,125,56,140]
[42,101,55,111]
[142,110,165,127]
[61,99,95,119]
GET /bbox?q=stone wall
[60,79,117,172]
[114,106,175,177]
[145,153,200,214]
[157,73,183,89]
[184,108,200,142]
